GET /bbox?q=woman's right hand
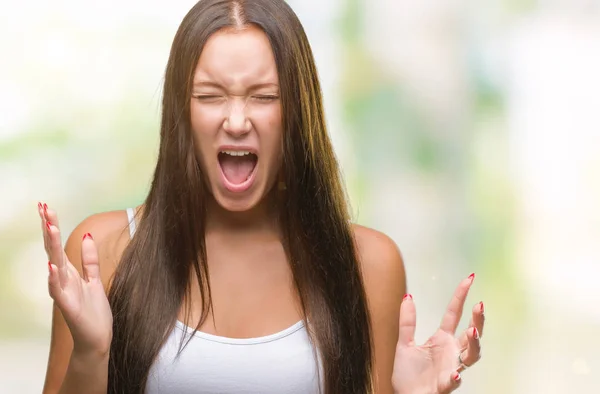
[39,203,113,357]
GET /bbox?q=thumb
[398,294,416,347]
[47,262,62,299]
[438,371,462,394]
[81,233,101,283]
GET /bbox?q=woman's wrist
[58,349,109,394]
[70,347,110,365]
[394,386,436,394]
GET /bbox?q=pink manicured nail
[454,372,461,381]
[43,203,48,212]
[46,221,52,230]
[48,261,52,273]
[83,233,91,241]
[473,327,479,339]
[403,294,413,300]
[38,202,42,210]
[468,273,475,281]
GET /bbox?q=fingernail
[43,203,48,212]
[403,294,413,301]
[479,301,484,313]
[473,327,479,339]
[468,272,475,281]
[38,202,42,210]
[46,221,52,230]
[48,261,52,273]
[454,372,461,382]
[83,233,93,240]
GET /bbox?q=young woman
[40,1,484,393]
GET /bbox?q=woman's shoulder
[351,223,407,304]
[351,224,406,373]
[67,208,134,246]
[64,207,140,289]
[351,224,405,274]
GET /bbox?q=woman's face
[190,26,283,212]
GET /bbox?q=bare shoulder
[351,224,406,393]
[63,208,136,290]
[352,224,406,291]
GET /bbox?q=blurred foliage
[0,95,159,336]
[338,2,525,390]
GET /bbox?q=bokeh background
[1,0,599,392]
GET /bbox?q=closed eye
[252,95,279,102]
[193,95,224,101]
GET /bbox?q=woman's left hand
[391,274,484,394]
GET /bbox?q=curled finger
[473,301,485,338]
[38,202,50,254]
[457,326,481,372]
[459,301,485,349]
[47,221,68,288]
[438,370,462,394]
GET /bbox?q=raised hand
[392,274,484,394]
[38,203,113,356]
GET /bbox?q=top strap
[126,207,137,239]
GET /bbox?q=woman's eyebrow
[192,81,279,90]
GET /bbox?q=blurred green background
[1,0,599,392]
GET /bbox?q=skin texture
[41,25,483,394]
[190,26,283,214]
[41,207,406,394]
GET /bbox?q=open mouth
[218,150,258,188]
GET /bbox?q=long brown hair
[107,1,373,393]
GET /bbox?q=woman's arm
[353,225,407,394]
[56,349,110,394]
[42,210,128,394]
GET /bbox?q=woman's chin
[215,198,258,212]
[210,186,266,213]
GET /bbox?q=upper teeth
[221,150,251,156]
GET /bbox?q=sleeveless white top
[125,209,323,394]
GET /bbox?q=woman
[40,1,484,393]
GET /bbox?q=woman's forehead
[193,26,279,90]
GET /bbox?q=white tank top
[124,208,324,394]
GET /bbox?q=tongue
[220,155,256,184]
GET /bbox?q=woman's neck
[204,192,280,236]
